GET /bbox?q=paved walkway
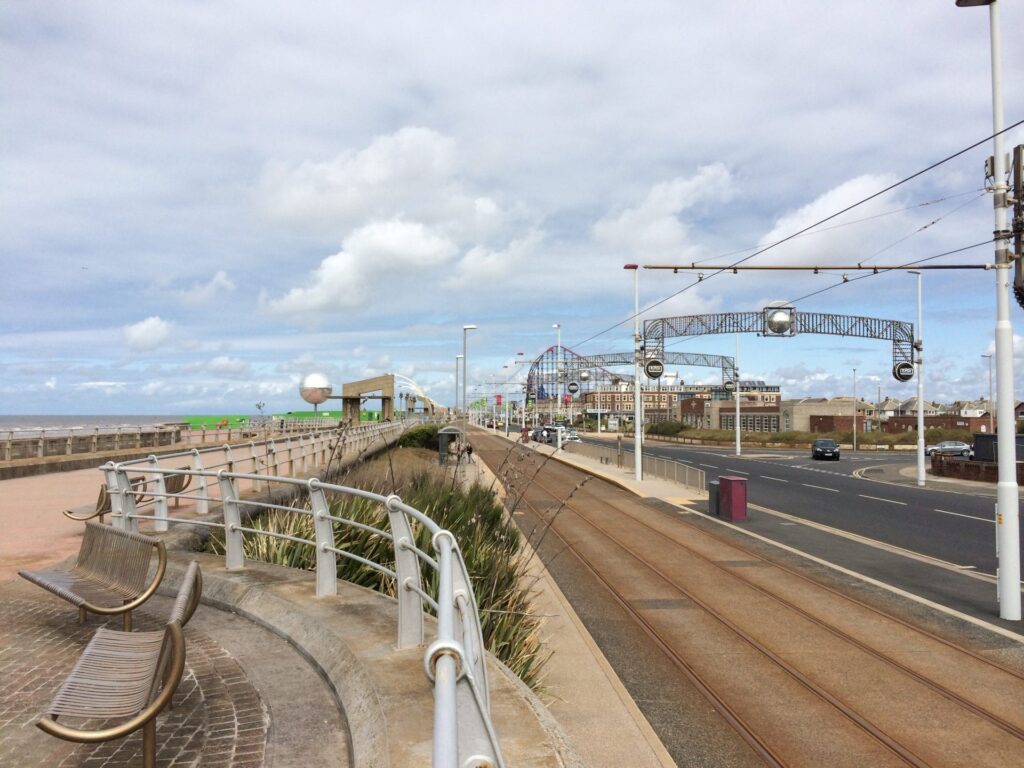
[0,580,348,768]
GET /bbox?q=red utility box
[717,476,748,521]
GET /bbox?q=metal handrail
[101,417,504,767]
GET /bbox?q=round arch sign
[644,358,665,379]
[892,362,914,382]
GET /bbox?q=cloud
[207,356,251,377]
[77,381,127,395]
[444,230,544,289]
[181,270,235,305]
[267,220,458,315]
[593,164,733,259]
[43,377,56,390]
[123,316,173,352]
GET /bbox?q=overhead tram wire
[783,239,995,305]
[568,118,1024,353]
[689,188,984,266]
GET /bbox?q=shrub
[647,420,685,436]
[207,449,547,690]
[397,423,441,449]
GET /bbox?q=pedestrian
[466,444,474,463]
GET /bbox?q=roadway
[595,437,1016,580]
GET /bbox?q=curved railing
[101,418,504,767]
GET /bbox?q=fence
[562,440,706,493]
[0,416,368,462]
[102,418,504,768]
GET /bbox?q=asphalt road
[598,437,1019,578]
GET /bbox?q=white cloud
[207,355,251,377]
[181,270,235,305]
[593,164,733,259]
[267,220,458,315]
[78,381,127,395]
[123,316,173,352]
[43,377,56,390]
[444,230,544,289]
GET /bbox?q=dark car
[812,438,840,461]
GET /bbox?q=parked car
[563,429,581,443]
[925,440,972,457]
[811,438,840,461]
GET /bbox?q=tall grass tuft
[208,449,548,690]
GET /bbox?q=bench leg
[78,607,87,624]
[123,609,132,632]
[143,719,156,768]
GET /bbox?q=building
[677,394,782,432]
[583,380,780,424]
[780,397,877,433]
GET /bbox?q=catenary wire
[569,118,1024,352]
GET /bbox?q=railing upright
[191,449,209,515]
[218,472,244,569]
[148,455,169,532]
[249,441,260,491]
[430,533,459,768]
[309,481,337,598]
[385,495,425,648]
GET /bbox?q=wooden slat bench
[37,561,203,768]
[19,521,167,631]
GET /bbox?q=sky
[3,1,1024,415]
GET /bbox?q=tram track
[478,437,1024,767]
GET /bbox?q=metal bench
[19,521,167,631]
[37,561,202,768]
[63,474,161,523]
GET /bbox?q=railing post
[309,481,337,597]
[385,495,424,648]
[148,456,169,532]
[299,434,308,473]
[108,464,139,533]
[37,430,44,458]
[191,449,209,515]
[268,440,278,476]
[287,437,295,476]
[218,471,244,569]
[65,433,72,455]
[249,441,260,491]
[223,443,233,474]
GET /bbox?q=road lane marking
[699,463,717,468]
[802,483,838,492]
[858,494,907,506]
[934,508,992,523]
[761,476,788,483]
[725,468,749,475]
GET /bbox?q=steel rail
[502,448,934,766]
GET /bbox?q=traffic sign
[644,358,665,379]
[892,362,914,382]
[567,382,580,394]
[723,380,736,391]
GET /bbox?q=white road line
[802,483,838,492]
[725,469,749,475]
[858,494,906,506]
[761,476,788,483]
[699,463,717,469]
[934,508,992,523]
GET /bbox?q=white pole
[735,333,741,456]
[988,0,1021,621]
[913,270,926,486]
[455,354,462,415]
[628,265,643,480]
[961,0,1020,619]
[853,367,858,453]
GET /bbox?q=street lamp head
[552,323,560,329]
[456,354,463,359]
[623,263,639,270]
[955,1,993,7]
[908,269,921,275]
[463,324,477,331]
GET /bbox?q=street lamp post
[551,323,561,424]
[957,0,1020,620]
[462,325,477,434]
[455,354,463,416]
[625,264,643,480]
[852,368,858,454]
[909,270,925,486]
[982,354,994,433]
[735,334,741,456]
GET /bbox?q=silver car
[924,440,972,457]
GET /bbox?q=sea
[0,415,184,437]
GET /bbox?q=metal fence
[102,419,504,768]
[562,440,706,493]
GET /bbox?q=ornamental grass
[208,448,548,691]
